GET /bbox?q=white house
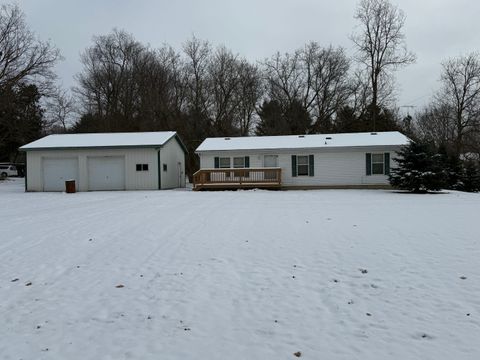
[193,131,410,190]
[20,131,187,192]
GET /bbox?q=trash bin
[65,179,76,193]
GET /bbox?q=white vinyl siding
[159,137,186,189]
[25,143,185,192]
[198,147,399,187]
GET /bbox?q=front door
[264,155,278,180]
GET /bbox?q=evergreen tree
[256,100,287,135]
[285,100,311,135]
[389,142,446,192]
[457,160,480,192]
[437,144,463,189]
[256,99,311,136]
[0,83,44,162]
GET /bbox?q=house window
[233,157,245,168]
[136,164,149,171]
[163,164,167,172]
[219,157,231,168]
[297,155,309,176]
[371,154,384,175]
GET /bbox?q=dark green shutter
[308,154,314,176]
[244,156,250,168]
[291,155,297,177]
[384,153,390,175]
[366,153,372,176]
[214,157,219,168]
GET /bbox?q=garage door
[88,156,125,191]
[43,158,79,191]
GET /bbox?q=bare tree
[209,46,242,135]
[44,88,76,132]
[0,3,60,90]
[416,104,456,149]
[436,53,480,156]
[263,50,303,108]
[351,0,415,130]
[302,43,351,132]
[182,36,212,117]
[74,29,145,130]
[236,60,263,135]
[157,45,188,117]
[262,43,351,132]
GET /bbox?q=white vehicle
[0,164,18,178]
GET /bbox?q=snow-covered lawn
[1,179,480,360]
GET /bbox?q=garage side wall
[160,138,186,189]
[25,148,159,191]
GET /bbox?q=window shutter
[366,153,372,176]
[244,156,250,168]
[291,155,297,177]
[384,152,390,175]
[214,157,219,168]
[308,154,314,176]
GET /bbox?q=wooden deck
[193,168,282,191]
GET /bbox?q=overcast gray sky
[18,0,480,114]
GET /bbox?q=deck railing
[193,167,282,190]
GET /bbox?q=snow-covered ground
[1,178,480,360]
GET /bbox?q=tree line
[1,0,480,184]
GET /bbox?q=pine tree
[256,99,311,136]
[458,160,480,192]
[255,100,288,135]
[389,142,446,192]
[437,144,463,190]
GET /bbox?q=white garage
[20,131,187,192]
